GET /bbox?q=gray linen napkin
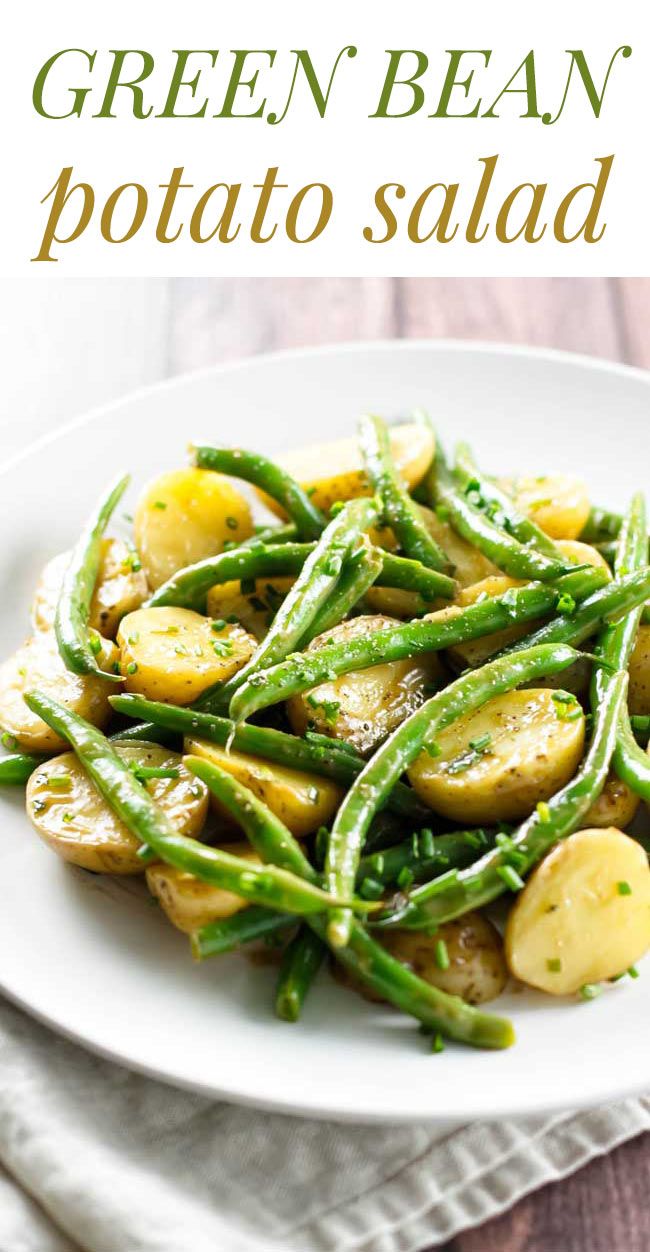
[0,997,647,1252]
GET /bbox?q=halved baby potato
[26,742,209,874]
[134,468,254,590]
[505,827,650,994]
[446,575,529,669]
[261,422,434,516]
[32,539,148,638]
[206,576,295,640]
[383,913,508,1005]
[286,615,442,756]
[499,474,591,541]
[146,847,260,931]
[0,632,120,753]
[408,688,585,825]
[117,606,256,705]
[629,625,650,716]
[582,772,640,831]
[185,737,343,838]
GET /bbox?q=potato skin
[261,422,434,516]
[117,606,256,705]
[146,847,260,931]
[629,625,650,716]
[499,474,591,541]
[26,742,208,874]
[206,576,295,640]
[408,688,585,826]
[582,771,640,831]
[337,913,507,1006]
[505,827,650,994]
[286,615,442,756]
[0,633,120,753]
[134,468,253,590]
[185,737,343,838]
[32,540,148,639]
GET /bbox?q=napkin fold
[0,998,647,1252]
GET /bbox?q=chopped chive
[496,864,525,892]
[419,828,435,859]
[211,620,227,633]
[359,877,384,901]
[579,983,602,1001]
[628,965,640,979]
[1,732,18,752]
[423,740,441,759]
[397,866,414,890]
[153,500,167,510]
[469,732,492,753]
[434,938,450,971]
[49,774,72,790]
[126,662,138,675]
[431,1032,445,1054]
[546,957,562,973]
[212,640,234,658]
[226,516,239,530]
[88,634,102,656]
[131,765,180,782]
[617,881,632,896]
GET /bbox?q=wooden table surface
[166,276,650,1252]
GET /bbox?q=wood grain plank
[168,278,398,372]
[394,278,625,361]
[446,1132,650,1252]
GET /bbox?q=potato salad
[2,414,650,1053]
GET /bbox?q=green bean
[0,753,46,784]
[24,692,362,918]
[600,494,650,802]
[453,442,563,560]
[379,669,628,931]
[244,523,298,546]
[148,542,317,610]
[580,506,625,544]
[187,761,514,1049]
[358,828,497,890]
[495,567,650,659]
[204,497,381,714]
[302,540,383,643]
[193,444,326,539]
[110,693,429,821]
[54,474,129,680]
[228,566,606,723]
[427,443,569,583]
[148,540,456,615]
[358,414,449,571]
[191,906,292,957]
[325,643,584,948]
[632,715,650,744]
[275,926,326,1022]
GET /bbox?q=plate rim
[2,336,649,1124]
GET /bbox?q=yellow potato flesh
[286,615,442,756]
[408,688,585,825]
[134,468,253,590]
[32,540,148,639]
[262,422,434,515]
[117,606,256,705]
[582,771,640,830]
[206,576,295,640]
[185,737,343,838]
[0,633,120,753]
[382,913,508,1005]
[629,625,650,716]
[26,742,209,874]
[500,474,591,540]
[420,506,497,586]
[505,827,650,994]
[146,846,260,931]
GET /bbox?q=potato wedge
[629,624,650,716]
[336,913,507,1006]
[32,539,148,638]
[499,474,590,541]
[26,742,208,874]
[146,847,260,931]
[286,615,442,756]
[262,422,434,516]
[408,688,585,825]
[582,771,640,830]
[0,632,120,753]
[117,606,256,705]
[505,827,650,994]
[185,737,343,838]
[383,914,508,1005]
[206,576,295,640]
[134,468,254,590]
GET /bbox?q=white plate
[0,340,648,1125]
